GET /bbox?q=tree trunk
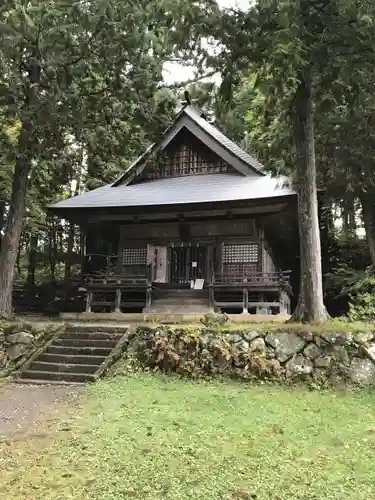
[0,136,34,315]
[0,58,40,316]
[361,195,375,268]
[27,233,38,287]
[0,201,7,250]
[290,71,329,323]
[342,198,356,239]
[319,198,331,279]
[16,241,22,278]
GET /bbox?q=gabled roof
[183,106,265,174]
[112,104,265,186]
[50,174,295,211]
[49,104,296,213]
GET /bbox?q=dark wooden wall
[118,217,277,278]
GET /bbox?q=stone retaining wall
[127,326,375,387]
[0,323,59,377]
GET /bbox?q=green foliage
[338,266,375,322]
[325,266,371,299]
[209,0,375,321]
[200,311,230,327]
[0,0,221,292]
[348,292,375,323]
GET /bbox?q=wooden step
[152,299,209,306]
[153,290,207,297]
[144,307,211,315]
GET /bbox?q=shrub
[200,312,230,327]
[348,292,375,322]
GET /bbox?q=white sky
[162,0,251,85]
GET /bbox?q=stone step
[13,379,85,386]
[59,331,123,342]
[16,327,127,385]
[19,370,96,383]
[51,338,118,348]
[38,353,107,365]
[46,345,113,356]
[29,361,99,374]
[64,325,129,334]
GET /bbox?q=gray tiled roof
[50,173,295,210]
[183,106,265,174]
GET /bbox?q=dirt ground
[0,383,81,437]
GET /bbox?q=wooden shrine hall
[50,104,298,317]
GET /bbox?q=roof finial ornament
[183,89,192,105]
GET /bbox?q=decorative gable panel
[131,128,238,184]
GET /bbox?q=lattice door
[169,245,207,284]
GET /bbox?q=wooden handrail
[213,270,291,286]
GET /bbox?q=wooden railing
[84,266,151,313]
[213,270,291,288]
[86,274,148,287]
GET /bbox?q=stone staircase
[144,288,212,316]
[16,325,128,384]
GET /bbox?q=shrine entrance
[169,244,208,285]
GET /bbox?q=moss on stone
[121,323,375,388]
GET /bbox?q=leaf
[21,7,36,29]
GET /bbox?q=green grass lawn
[2,375,375,500]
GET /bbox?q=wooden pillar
[146,287,152,309]
[208,286,215,310]
[86,289,93,313]
[243,287,249,314]
[79,226,86,280]
[279,290,290,315]
[115,282,121,313]
[186,245,191,283]
[146,263,152,309]
[207,246,215,310]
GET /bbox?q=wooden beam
[214,301,243,308]
[85,202,291,223]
